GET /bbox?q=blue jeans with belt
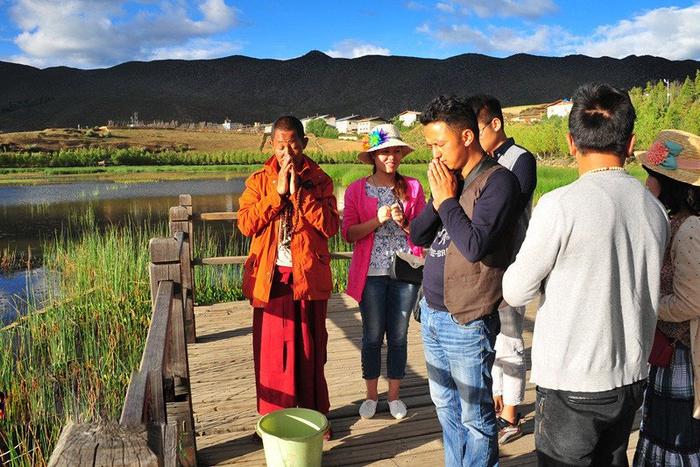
[359,276,419,380]
[420,298,500,467]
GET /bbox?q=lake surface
[0,177,348,322]
[0,178,247,322]
[0,178,247,253]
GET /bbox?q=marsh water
[0,177,348,324]
[0,178,247,323]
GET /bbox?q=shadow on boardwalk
[188,294,639,466]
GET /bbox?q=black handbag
[389,251,424,285]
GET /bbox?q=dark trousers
[535,380,645,467]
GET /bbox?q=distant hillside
[1,51,699,131]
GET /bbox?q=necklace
[583,166,626,176]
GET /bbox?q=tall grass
[0,216,158,466]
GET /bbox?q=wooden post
[165,289,197,466]
[48,423,158,467]
[170,195,196,344]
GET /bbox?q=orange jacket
[238,154,339,307]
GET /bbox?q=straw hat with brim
[637,129,700,186]
[358,123,414,164]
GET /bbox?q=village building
[335,115,364,134]
[357,117,387,134]
[546,99,573,118]
[396,110,421,127]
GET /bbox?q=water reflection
[0,177,348,321]
[0,179,247,252]
[0,268,56,325]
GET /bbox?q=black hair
[644,166,700,215]
[568,82,636,157]
[466,94,504,127]
[419,95,479,135]
[272,115,305,139]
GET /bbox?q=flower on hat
[362,128,389,151]
[647,140,682,170]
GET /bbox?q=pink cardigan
[342,176,426,302]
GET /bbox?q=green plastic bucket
[256,408,328,467]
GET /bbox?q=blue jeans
[359,276,419,380]
[420,298,500,467]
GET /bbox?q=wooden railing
[49,193,351,466]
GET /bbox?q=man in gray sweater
[502,82,669,465]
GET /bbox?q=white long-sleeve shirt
[503,170,669,392]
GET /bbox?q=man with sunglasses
[467,95,536,444]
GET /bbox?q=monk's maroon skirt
[252,266,330,415]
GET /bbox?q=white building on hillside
[546,99,573,118]
[222,118,231,130]
[357,117,386,134]
[335,115,364,134]
[397,110,421,127]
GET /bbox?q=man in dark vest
[410,96,520,466]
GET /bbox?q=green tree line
[508,71,700,159]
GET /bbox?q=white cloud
[436,2,455,13]
[149,38,243,61]
[419,4,700,61]
[325,40,390,58]
[452,0,557,18]
[425,22,570,55]
[572,5,700,60]
[415,22,431,34]
[6,0,239,68]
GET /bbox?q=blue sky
[1,0,699,69]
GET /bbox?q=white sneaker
[388,399,407,419]
[359,399,378,419]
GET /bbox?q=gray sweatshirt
[502,170,669,392]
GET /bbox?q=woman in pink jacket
[342,124,426,420]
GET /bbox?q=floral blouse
[365,184,409,275]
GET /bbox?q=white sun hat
[358,123,414,164]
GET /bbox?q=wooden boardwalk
[189,294,641,466]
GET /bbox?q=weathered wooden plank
[149,237,182,264]
[120,369,148,427]
[163,421,179,467]
[47,423,158,467]
[149,263,181,303]
[140,280,174,426]
[166,294,187,380]
[178,194,192,207]
[195,256,247,265]
[169,206,190,223]
[196,212,238,221]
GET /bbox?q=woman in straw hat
[634,129,700,465]
[342,123,426,420]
